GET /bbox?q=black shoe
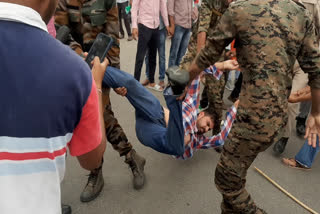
[214,147,222,153]
[61,204,72,214]
[296,116,307,137]
[125,149,146,190]
[166,66,189,95]
[273,137,289,155]
[80,166,104,202]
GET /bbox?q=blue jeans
[295,137,319,168]
[168,25,191,67]
[145,27,167,81]
[103,66,185,155]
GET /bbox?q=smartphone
[85,33,113,68]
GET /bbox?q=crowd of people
[1,0,320,214]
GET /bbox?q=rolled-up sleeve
[131,0,140,28]
[197,0,212,33]
[298,18,320,89]
[195,6,236,70]
[167,0,175,16]
[160,0,169,26]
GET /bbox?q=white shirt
[0,2,47,32]
[117,0,129,3]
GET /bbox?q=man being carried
[102,60,239,159]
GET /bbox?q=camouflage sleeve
[195,6,236,71]
[55,0,69,26]
[313,1,320,42]
[197,0,212,33]
[297,18,320,89]
[55,0,83,53]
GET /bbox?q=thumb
[92,56,100,67]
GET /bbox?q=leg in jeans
[134,24,152,81]
[295,136,320,168]
[117,2,125,36]
[147,28,159,84]
[136,88,185,155]
[176,28,191,66]
[145,49,150,81]
[122,1,132,37]
[168,25,185,67]
[103,67,185,155]
[158,28,167,81]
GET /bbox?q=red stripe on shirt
[0,147,67,161]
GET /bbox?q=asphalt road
[61,37,320,214]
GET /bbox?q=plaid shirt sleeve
[197,105,237,149]
[177,65,227,160]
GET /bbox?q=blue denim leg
[158,28,166,81]
[103,67,185,155]
[135,87,185,156]
[176,28,191,66]
[103,66,163,121]
[168,25,185,67]
[295,136,320,168]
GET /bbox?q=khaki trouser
[284,62,309,138]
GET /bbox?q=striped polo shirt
[0,3,102,214]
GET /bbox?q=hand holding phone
[85,33,113,68]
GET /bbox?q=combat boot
[80,166,104,202]
[61,204,71,214]
[296,116,307,137]
[125,149,146,190]
[273,137,289,155]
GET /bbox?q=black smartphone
[85,33,113,68]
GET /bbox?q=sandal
[282,158,311,171]
[141,79,150,86]
[159,80,165,88]
[146,83,164,92]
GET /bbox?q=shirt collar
[0,2,48,32]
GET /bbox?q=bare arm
[197,32,207,53]
[77,57,108,170]
[297,16,320,147]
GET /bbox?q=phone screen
[85,33,113,68]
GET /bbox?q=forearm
[311,88,320,115]
[197,32,206,53]
[169,15,175,28]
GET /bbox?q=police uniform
[195,0,320,212]
[180,0,229,135]
[55,0,146,196]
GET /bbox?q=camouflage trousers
[206,71,228,135]
[215,107,287,214]
[102,88,132,156]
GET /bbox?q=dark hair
[202,108,216,122]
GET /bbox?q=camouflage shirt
[55,0,117,52]
[195,0,320,140]
[198,0,228,36]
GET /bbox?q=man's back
[0,20,94,213]
[196,0,320,141]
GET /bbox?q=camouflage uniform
[195,0,320,213]
[180,0,229,135]
[55,0,133,157]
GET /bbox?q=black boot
[125,149,146,190]
[61,204,71,214]
[296,116,307,137]
[166,66,189,95]
[273,137,289,154]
